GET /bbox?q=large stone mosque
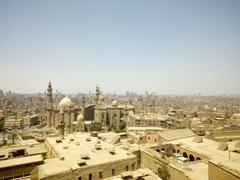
[46,82,134,134]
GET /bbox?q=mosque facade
[45,82,134,133]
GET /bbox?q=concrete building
[141,132,240,180]
[0,143,46,179]
[4,118,23,129]
[127,113,188,130]
[31,133,137,180]
[0,155,43,180]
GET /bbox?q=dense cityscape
[0,83,240,180]
[1,0,240,180]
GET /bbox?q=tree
[0,121,4,132]
[158,165,171,180]
[12,132,17,144]
[118,121,126,130]
[91,122,102,131]
[224,111,232,120]
[107,125,114,132]
[2,128,7,145]
[113,127,121,133]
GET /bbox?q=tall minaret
[46,82,53,127]
[95,85,100,107]
[81,94,85,115]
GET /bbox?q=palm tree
[12,132,17,144]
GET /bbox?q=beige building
[94,87,134,128]
[210,130,240,142]
[31,133,137,180]
[0,143,46,179]
[4,118,23,129]
[209,159,240,180]
[46,83,134,134]
[0,154,43,180]
[46,82,88,134]
[141,132,240,180]
[127,113,188,130]
[104,168,162,180]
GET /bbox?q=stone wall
[209,161,240,180]
[34,157,137,180]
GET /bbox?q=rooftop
[158,129,196,141]
[170,136,240,176]
[0,154,43,169]
[104,168,162,180]
[38,133,136,178]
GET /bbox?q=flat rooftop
[144,147,208,180]
[170,161,208,180]
[104,168,162,180]
[0,154,43,169]
[158,129,196,141]
[0,143,46,157]
[38,133,136,178]
[127,127,163,131]
[170,136,240,175]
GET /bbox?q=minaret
[46,82,53,127]
[81,93,85,115]
[95,85,100,107]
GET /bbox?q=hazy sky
[0,0,240,95]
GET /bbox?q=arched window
[189,154,195,161]
[132,163,135,170]
[156,149,160,153]
[183,152,188,158]
[196,157,201,161]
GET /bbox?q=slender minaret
[95,85,100,107]
[81,93,85,115]
[46,82,53,127]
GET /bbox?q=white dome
[58,97,73,112]
[128,111,134,116]
[111,100,118,106]
[77,114,84,121]
[100,95,104,101]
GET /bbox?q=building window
[112,169,115,176]
[89,173,92,180]
[132,163,135,170]
[126,165,129,171]
[99,172,103,179]
[78,177,82,180]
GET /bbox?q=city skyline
[0,0,240,95]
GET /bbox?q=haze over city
[0,0,240,95]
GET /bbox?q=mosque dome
[58,97,73,113]
[128,111,134,116]
[111,100,118,106]
[77,114,84,125]
[77,114,84,121]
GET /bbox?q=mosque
[46,82,134,134]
